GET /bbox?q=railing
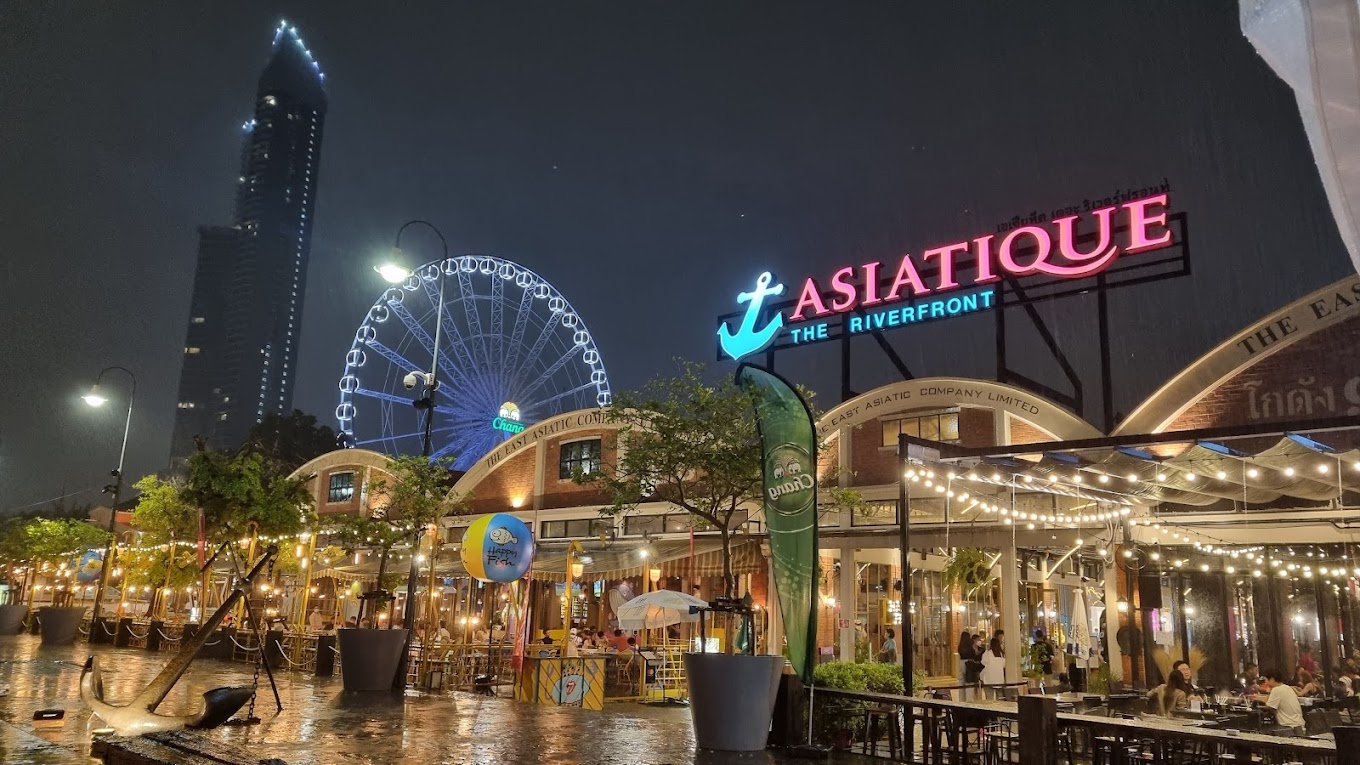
[808,687,1349,765]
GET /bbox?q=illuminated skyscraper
[171,21,327,462]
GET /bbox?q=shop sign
[492,401,525,434]
[717,193,1174,361]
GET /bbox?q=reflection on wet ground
[0,635,863,765]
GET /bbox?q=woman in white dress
[980,636,1006,699]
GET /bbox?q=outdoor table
[515,655,607,711]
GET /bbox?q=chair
[861,704,902,759]
[1304,709,1330,737]
[981,721,1018,765]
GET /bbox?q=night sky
[1,2,1353,512]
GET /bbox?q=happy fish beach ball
[461,513,534,582]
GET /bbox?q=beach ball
[461,513,534,583]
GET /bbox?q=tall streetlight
[377,219,449,688]
[83,365,136,632]
[375,220,449,459]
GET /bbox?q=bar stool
[862,703,902,758]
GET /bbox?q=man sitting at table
[1253,668,1305,736]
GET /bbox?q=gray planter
[0,604,27,635]
[684,653,785,751]
[337,628,408,692]
[38,606,86,645]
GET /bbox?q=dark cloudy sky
[0,2,1353,512]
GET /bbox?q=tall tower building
[171,21,327,462]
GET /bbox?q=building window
[881,411,960,447]
[622,514,692,537]
[541,518,610,540]
[185,347,201,354]
[559,439,602,480]
[176,402,195,410]
[850,500,899,527]
[191,317,206,324]
[327,472,355,503]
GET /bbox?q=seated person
[1147,671,1192,716]
[1295,668,1321,697]
[1253,668,1305,735]
[1238,662,1262,696]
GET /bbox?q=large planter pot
[38,606,86,645]
[0,604,28,635]
[337,628,408,692]
[684,653,784,752]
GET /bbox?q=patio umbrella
[616,590,708,631]
[1069,589,1091,661]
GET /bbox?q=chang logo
[492,402,526,434]
[764,443,815,516]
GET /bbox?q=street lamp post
[378,219,449,688]
[83,366,136,633]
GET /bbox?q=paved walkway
[0,635,868,765]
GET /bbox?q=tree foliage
[245,409,340,474]
[182,446,315,545]
[130,475,198,545]
[581,360,763,598]
[20,518,111,562]
[321,456,463,623]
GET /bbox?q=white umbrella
[1069,589,1091,661]
[616,590,707,631]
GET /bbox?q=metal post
[89,366,136,629]
[897,434,913,755]
[1315,575,1334,698]
[1177,573,1191,667]
[1096,273,1114,433]
[391,219,449,689]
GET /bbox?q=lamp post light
[379,219,450,688]
[83,365,136,632]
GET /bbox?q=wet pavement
[0,635,867,765]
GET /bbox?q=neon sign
[716,193,1174,361]
[492,402,525,435]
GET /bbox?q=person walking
[878,628,898,663]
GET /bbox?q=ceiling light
[1247,468,1259,478]
[1216,470,1227,480]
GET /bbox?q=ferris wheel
[335,255,611,469]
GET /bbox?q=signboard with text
[715,188,1185,361]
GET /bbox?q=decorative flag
[736,364,819,683]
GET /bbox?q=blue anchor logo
[718,271,785,360]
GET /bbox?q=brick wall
[958,408,996,447]
[1009,417,1053,445]
[542,429,614,509]
[466,450,537,514]
[1165,315,1360,448]
[463,428,617,513]
[846,406,998,487]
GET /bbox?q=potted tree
[0,517,31,633]
[325,455,459,692]
[582,361,783,751]
[23,518,112,644]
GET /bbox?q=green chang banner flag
[736,364,818,683]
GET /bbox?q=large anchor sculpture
[80,544,279,735]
